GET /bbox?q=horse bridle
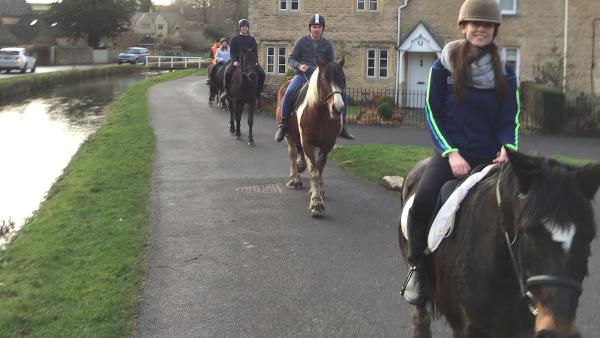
[495,166,583,316]
[318,90,343,104]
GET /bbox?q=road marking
[235,183,282,194]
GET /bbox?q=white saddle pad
[400,164,498,253]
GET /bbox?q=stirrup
[274,123,287,142]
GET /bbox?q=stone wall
[250,0,597,95]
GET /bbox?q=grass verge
[330,144,432,185]
[0,68,203,337]
[330,144,592,186]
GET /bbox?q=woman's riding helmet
[219,37,228,43]
[239,19,250,28]
[308,14,325,27]
[458,0,501,25]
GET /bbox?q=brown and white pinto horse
[398,150,600,338]
[275,57,346,217]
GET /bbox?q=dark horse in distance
[398,149,600,338]
[208,61,229,108]
[225,48,260,146]
[275,57,346,216]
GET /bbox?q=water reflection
[0,75,141,247]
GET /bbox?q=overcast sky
[25,0,173,5]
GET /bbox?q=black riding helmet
[308,14,325,29]
[239,19,250,28]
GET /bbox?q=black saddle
[288,82,309,113]
[433,163,495,220]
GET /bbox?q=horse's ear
[576,163,600,199]
[316,56,326,69]
[507,149,542,194]
[338,56,345,67]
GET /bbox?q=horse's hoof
[248,141,255,147]
[286,181,303,189]
[310,207,324,218]
[208,100,213,105]
[230,126,235,133]
[235,135,241,140]
[297,163,306,173]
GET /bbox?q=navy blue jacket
[425,59,520,159]
[229,34,258,63]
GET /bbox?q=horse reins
[495,165,583,316]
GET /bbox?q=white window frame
[366,48,388,79]
[501,46,520,81]
[357,0,377,11]
[266,46,287,75]
[279,0,299,11]
[498,0,517,15]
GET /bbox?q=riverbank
[0,68,204,337]
[0,65,143,103]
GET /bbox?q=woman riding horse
[401,0,520,305]
[274,14,354,142]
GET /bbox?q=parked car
[117,47,150,64]
[0,47,37,73]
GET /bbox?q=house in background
[249,0,600,105]
[130,11,182,41]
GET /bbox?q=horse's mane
[501,159,596,238]
[305,67,321,107]
[304,62,346,108]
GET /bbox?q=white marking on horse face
[543,219,576,253]
[331,83,344,116]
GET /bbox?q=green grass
[0,68,204,338]
[330,144,432,185]
[330,145,593,186]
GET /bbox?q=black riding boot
[275,117,288,142]
[339,119,355,140]
[401,214,428,305]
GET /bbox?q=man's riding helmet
[458,0,501,25]
[308,14,325,28]
[239,19,250,28]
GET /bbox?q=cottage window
[498,0,516,15]
[501,47,520,80]
[357,0,377,11]
[366,48,388,78]
[267,46,287,75]
[157,24,164,30]
[279,0,299,11]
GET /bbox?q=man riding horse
[274,14,355,142]
[222,19,265,101]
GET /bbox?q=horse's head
[500,149,600,338]
[308,56,346,118]
[239,48,258,82]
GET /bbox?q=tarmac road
[133,75,600,337]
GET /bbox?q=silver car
[117,47,150,64]
[0,47,37,73]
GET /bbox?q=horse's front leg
[316,150,328,199]
[286,141,302,189]
[247,100,255,146]
[228,99,235,134]
[234,100,242,139]
[303,145,324,217]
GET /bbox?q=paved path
[134,75,599,337]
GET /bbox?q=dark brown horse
[398,150,600,338]
[208,61,229,107]
[228,48,259,146]
[275,58,346,216]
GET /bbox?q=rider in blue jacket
[401,0,520,305]
[274,14,354,142]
